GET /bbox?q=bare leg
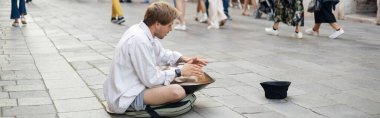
[144,84,186,105]
[242,0,248,16]
[295,25,301,33]
[272,22,280,30]
[175,0,186,25]
[329,22,341,30]
[312,23,321,32]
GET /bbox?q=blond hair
[143,1,178,26]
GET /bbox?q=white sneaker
[265,28,279,36]
[207,24,219,29]
[329,28,344,39]
[305,28,318,36]
[174,24,187,30]
[292,32,303,39]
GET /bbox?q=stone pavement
[1,0,380,118]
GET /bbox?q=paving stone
[264,101,325,118]
[293,83,341,95]
[207,78,244,88]
[14,70,42,80]
[0,99,17,107]
[54,97,103,112]
[194,106,245,118]
[226,85,263,96]
[35,61,74,73]
[2,105,56,116]
[318,78,361,91]
[0,92,9,99]
[3,85,45,91]
[345,88,380,102]
[233,105,272,114]
[16,80,44,85]
[228,73,272,83]
[70,61,93,70]
[290,93,338,108]
[176,110,204,118]
[194,96,223,109]
[44,78,86,89]
[0,71,16,80]
[49,87,94,100]
[243,112,288,118]
[9,91,49,99]
[58,109,111,118]
[200,88,236,97]
[40,71,81,80]
[92,88,105,101]
[18,97,53,106]
[326,93,380,114]
[16,114,57,118]
[312,104,374,118]
[81,75,107,86]
[214,96,259,108]
[1,63,36,71]
[0,81,16,86]
[29,46,59,54]
[77,68,105,78]
[205,62,251,75]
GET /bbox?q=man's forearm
[176,56,188,64]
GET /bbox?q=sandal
[21,17,27,24]
[12,21,19,27]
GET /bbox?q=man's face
[154,22,173,39]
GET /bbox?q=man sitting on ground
[103,1,207,114]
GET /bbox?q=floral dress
[274,0,304,26]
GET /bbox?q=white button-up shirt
[103,22,182,113]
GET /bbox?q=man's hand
[186,57,207,67]
[180,63,203,77]
[181,56,208,67]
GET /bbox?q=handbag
[307,0,321,13]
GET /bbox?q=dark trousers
[11,0,27,19]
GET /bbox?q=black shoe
[125,0,132,3]
[111,17,117,23]
[115,17,125,24]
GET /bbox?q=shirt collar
[139,21,155,44]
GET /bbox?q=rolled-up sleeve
[155,41,182,66]
[129,42,176,88]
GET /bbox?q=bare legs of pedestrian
[195,0,207,23]
[174,0,187,30]
[306,23,344,39]
[242,0,256,16]
[265,22,303,38]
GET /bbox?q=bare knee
[168,84,186,101]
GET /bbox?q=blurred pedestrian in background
[195,0,208,23]
[111,0,125,24]
[207,0,227,29]
[265,0,304,38]
[174,0,187,30]
[241,0,257,16]
[11,0,27,27]
[305,0,344,39]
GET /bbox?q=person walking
[111,0,125,24]
[241,0,257,16]
[305,0,344,39]
[207,0,228,29]
[264,0,304,38]
[174,0,187,30]
[11,0,27,27]
[195,0,208,23]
